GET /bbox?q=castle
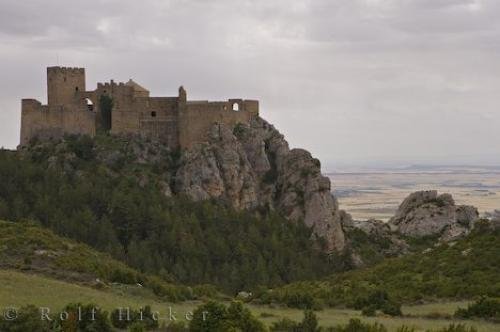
[20,67,259,149]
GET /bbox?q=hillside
[4,271,500,332]
[258,222,500,308]
[0,134,338,293]
[0,220,199,302]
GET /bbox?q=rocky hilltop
[174,117,346,251]
[25,116,347,252]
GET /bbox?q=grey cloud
[0,0,499,167]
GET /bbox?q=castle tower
[47,67,86,106]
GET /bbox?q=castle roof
[126,79,149,92]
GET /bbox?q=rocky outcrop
[174,117,346,251]
[389,190,479,241]
[342,218,409,266]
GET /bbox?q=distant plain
[329,166,500,221]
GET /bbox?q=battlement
[20,66,260,149]
[47,66,85,74]
[97,81,125,89]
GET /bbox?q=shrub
[270,318,298,331]
[0,305,51,332]
[189,301,265,332]
[326,319,387,332]
[193,284,218,298]
[66,135,96,161]
[110,305,158,330]
[297,310,320,332]
[355,290,402,316]
[430,324,478,332]
[381,301,402,316]
[167,321,189,331]
[189,301,228,332]
[56,303,111,332]
[361,305,377,317]
[283,290,317,309]
[454,297,500,321]
[396,327,415,332]
[129,322,146,332]
[270,311,321,332]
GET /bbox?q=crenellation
[20,66,260,149]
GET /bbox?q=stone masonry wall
[20,67,259,150]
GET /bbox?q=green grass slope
[0,220,202,302]
[2,271,499,332]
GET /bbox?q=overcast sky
[1,0,499,170]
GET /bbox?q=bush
[167,321,189,331]
[129,322,146,332]
[326,318,387,332]
[355,290,402,317]
[66,135,95,161]
[56,303,111,332]
[283,290,318,309]
[396,327,415,332]
[189,301,265,332]
[297,310,320,332]
[193,284,218,299]
[381,301,402,316]
[454,297,500,321]
[361,305,377,317]
[110,305,158,330]
[0,305,51,332]
[431,324,478,332]
[270,310,320,332]
[270,318,298,331]
[189,301,228,332]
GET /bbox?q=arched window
[232,103,239,111]
[85,98,94,111]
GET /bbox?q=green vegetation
[190,301,266,332]
[455,297,500,322]
[354,290,402,317]
[344,228,398,267]
[0,135,334,293]
[0,220,199,302]
[0,303,112,332]
[0,305,52,332]
[258,224,500,308]
[111,305,159,330]
[270,310,321,331]
[0,272,497,332]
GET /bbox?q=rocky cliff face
[389,190,479,241]
[174,117,346,251]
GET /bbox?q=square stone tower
[47,67,86,106]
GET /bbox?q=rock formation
[21,117,347,252]
[389,190,479,241]
[341,217,409,267]
[174,117,346,251]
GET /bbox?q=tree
[298,310,320,332]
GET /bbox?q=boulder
[389,190,479,241]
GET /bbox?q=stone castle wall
[20,99,96,146]
[179,99,258,149]
[20,67,259,149]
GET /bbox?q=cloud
[0,0,499,167]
